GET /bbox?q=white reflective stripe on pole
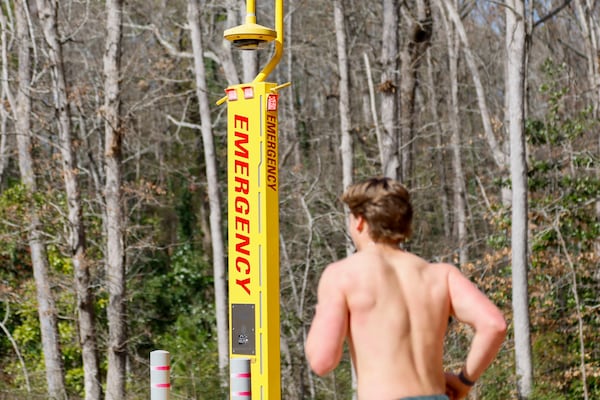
[150,350,170,400]
[230,358,251,399]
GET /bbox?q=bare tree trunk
[379,0,399,180]
[437,0,467,264]
[284,0,301,168]
[212,0,240,86]
[573,0,600,117]
[506,1,533,397]
[33,1,101,398]
[425,49,450,238]
[16,1,66,398]
[363,53,382,161]
[440,0,509,203]
[0,107,6,189]
[0,6,10,191]
[0,302,32,392]
[334,0,352,191]
[187,0,229,384]
[552,216,589,399]
[398,0,431,185]
[573,0,600,259]
[280,229,303,400]
[333,2,355,397]
[103,1,126,399]
[239,0,257,82]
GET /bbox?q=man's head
[341,177,413,244]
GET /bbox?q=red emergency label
[267,94,278,111]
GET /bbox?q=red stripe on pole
[234,372,251,378]
[151,365,170,371]
[152,383,171,388]
[232,391,251,397]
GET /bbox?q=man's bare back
[305,177,506,400]
[342,246,451,398]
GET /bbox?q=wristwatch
[458,368,476,386]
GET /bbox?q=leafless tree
[333,0,352,192]
[440,0,510,203]
[16,1,67,398]
[239,0,258,82]
[33,0,102,397]
[572,0,600,260]
[215,0,241,85]
[424,48,450,238]
[399,0,431,185]
[0,5,11,190]
[573,0,600,118]
[379,0,399,180]
[437,0,468,265]
[187,0,229,384]
[103,0,126,398]
[333,1,355,396]
[506,0,533,397]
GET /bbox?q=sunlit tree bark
[334,0,352,192]
[398,0,431,185]
[441,0,510,203]
[573,0,600,118]
[506,0,533,397]
[215,0,241,85]
[333,1,355,397]
[16,1,66,398]
[187,0,229,384]
[438,0,468,265]
[424,49,450,237]
[239,0,257,82]
[0,6,10,190]
[103,0,126,398]
[572,0,600,260]
[33,0,102,397]
[379,0,399,180]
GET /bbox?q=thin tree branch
[552,210,589,400]
[166,114,202,131]
[0,301,31,393]
[533,0,573,30]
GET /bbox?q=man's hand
[444,372,471,400]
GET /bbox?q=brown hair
[341,177,413,243]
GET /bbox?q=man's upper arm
[305,265,349,375]
[446,265,507,381]
[447,265,505,329]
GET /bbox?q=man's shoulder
[321,252,370,282]
[398,256,457,286]
[325,254,360,272]
[425,260,456,271]
[421,261,458,280]
[396,251,452,269]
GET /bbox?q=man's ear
[356,215,365,233]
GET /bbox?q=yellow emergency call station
[221,0,287,398]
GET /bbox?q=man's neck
[357,240,399,252]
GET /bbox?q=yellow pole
[253,0,283,83]
[227,81,281,399]
[224,2,286,399]
[216,0,283,105]
[246,0,256,24]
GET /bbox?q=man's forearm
[463,322,507,381]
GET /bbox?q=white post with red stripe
[230,358,251,399]
[150,350,171,400]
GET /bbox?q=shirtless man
[305,177,507,400]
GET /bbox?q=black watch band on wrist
[458,369,476,386]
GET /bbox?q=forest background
[0,0,598,399]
